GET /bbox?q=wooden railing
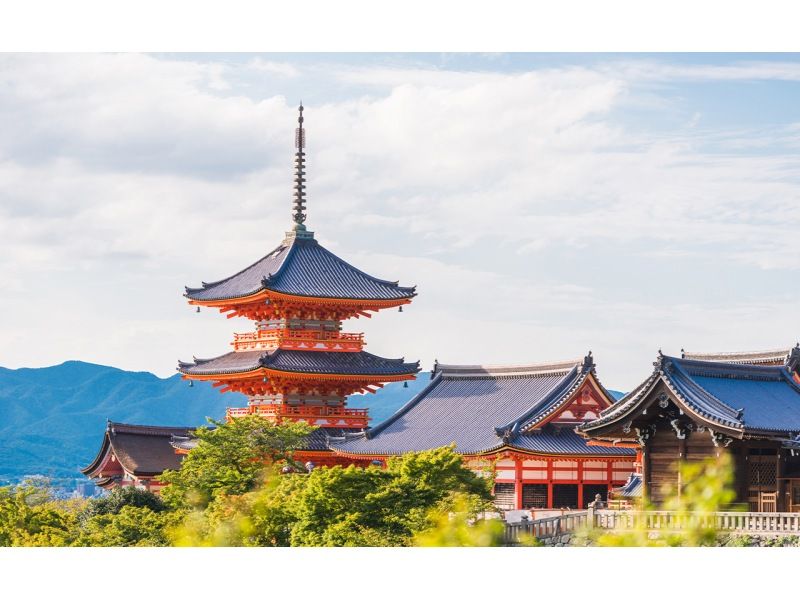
[593,509,800,534]
[226,404,370,424]
[504,509,800,544]
[232,329,364,352]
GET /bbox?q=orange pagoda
[177,105,420,465]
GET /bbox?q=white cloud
[1,54,799,390]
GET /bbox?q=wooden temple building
[578,346,800,511]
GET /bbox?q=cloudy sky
[2,52,799,390]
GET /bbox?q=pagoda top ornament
[291,103,310,237]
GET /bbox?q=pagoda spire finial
[290,102,311,236]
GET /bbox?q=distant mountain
[0,361,427,483]
[0,361,624,484]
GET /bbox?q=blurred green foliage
[582,453,739,547]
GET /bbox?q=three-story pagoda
[178,105,420,452]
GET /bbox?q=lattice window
[522,484,548,509]
[493,483,515,510]
[552,484,579,508]
[748,458,777,489]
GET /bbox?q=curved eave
[180,367,419,382]
[81,429,113,476]
[330,444,636,459]
[580,370,746,439]
[476,444,636,459]
[186,287,416,309]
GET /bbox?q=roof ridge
[108,422,196,436]
[262,235,304,289]
[677,356,787,380]
[682,347,790,360]
[293,238,417,294]
[184,239,293,295]
[435,359,582,378]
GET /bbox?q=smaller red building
[81,422,193,493]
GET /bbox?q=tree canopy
[159,416,314,510]
[2,419,502,547]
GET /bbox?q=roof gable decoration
[580,352,747,438]
[581,350,800,441]
[493,352,616,438]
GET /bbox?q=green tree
[159,416,314,510]
[0,480,82,547]
[168,445,497,547]
[74,505,175,547]
[259,445,495,547]
[80,486,165,520]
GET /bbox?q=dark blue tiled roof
[582,354,800,436]
[611,473,642,498]
[508,430,635,455]
[306,427,360,451]
[185,236,416,302]
[331,360,632,456]
[179,349,420,377]
[170,427,358,453]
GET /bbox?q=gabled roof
[580,352,800,438]
[178,349,420,378]
[82,422,194,478]
[185,236,416,303]
[330,355,634,457]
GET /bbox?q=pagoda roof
[580,352,800,439]
[179,348,420,377]
[185,235,416,303]
[330,356,634,457]
[82,422,194,478]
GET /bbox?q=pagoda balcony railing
[226,404,370,425]
[232,329,365,352]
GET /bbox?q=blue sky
[1,53,799,389]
